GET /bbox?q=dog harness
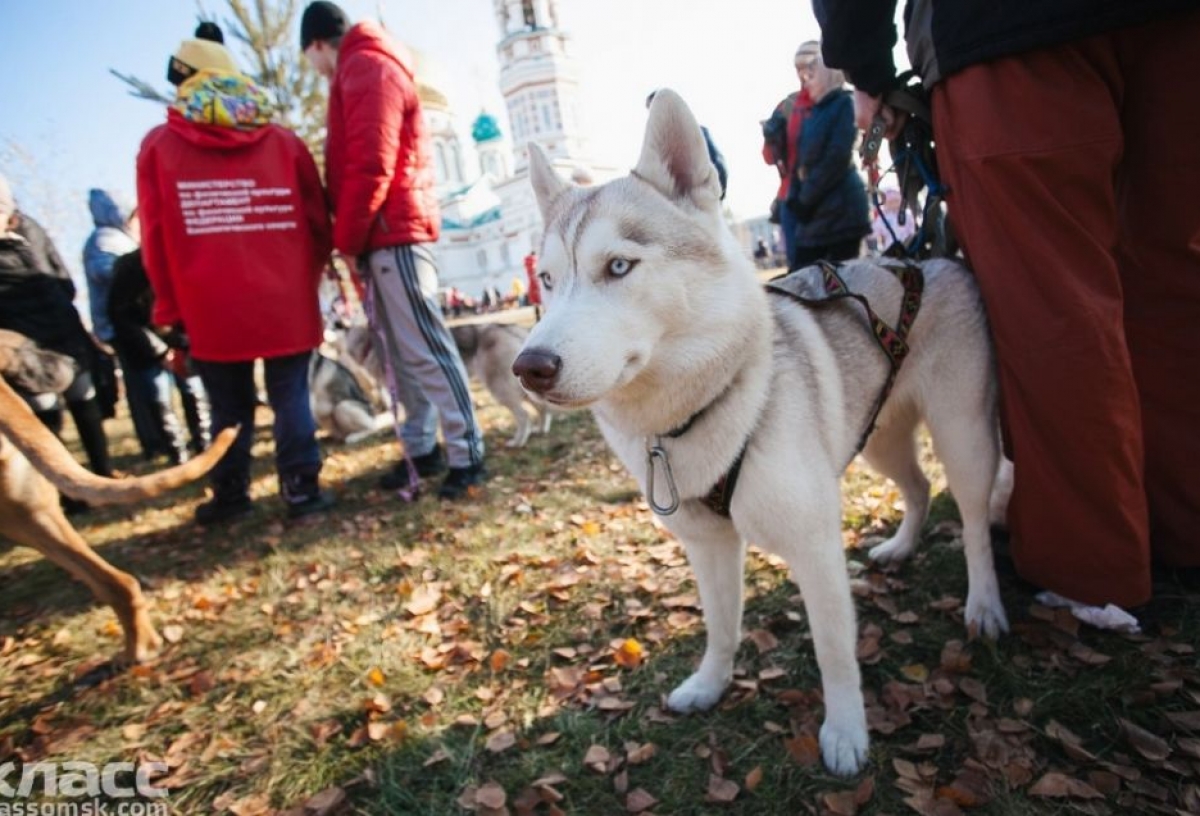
[648,259,925,519]
[767,259,925,453]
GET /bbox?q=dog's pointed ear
[634,89,720,209]
[528,142,568,219]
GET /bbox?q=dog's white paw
[868,535,915,565]
[819,718,869,776]
[965,589,1009,639]
[666,673,728,713]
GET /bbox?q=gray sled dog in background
[451,323,553,447]
[308,350,390,444]
[512,89,1009,776]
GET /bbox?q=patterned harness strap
[765,259,925,454]
[668,260,925,520]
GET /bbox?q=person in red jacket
[761,45,814,270]
[523,250,541,320]
[301,2,486,501]
[137,28,334,525]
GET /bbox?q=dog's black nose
[512,348,561,394]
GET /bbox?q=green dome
[472,111,502,143]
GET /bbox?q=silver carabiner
[646,438,680,516]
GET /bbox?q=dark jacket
[0,233,91,366]
[815,0,1200,94]
[13,212,74,296]
[789,88,870,249]
[699,126,728,200]
[108,249,171,370]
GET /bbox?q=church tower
[472,111,510,181]
[493,0,586,172]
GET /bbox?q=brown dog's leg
[0,477,162,664]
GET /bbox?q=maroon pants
[932,11,1200,608]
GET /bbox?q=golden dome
[410,46,450,111]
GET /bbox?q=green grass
[1,390,1198,816]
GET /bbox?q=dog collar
[645,377,751,518]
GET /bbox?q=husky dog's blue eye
[539,271,552,291]
[607,257,636,277]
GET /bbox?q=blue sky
[0,0,837,282]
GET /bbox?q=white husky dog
[512,90,1009,775]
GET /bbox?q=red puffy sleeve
[331,53,406,256]
[135,127,181,328]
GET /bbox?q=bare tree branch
[108,70,173,105]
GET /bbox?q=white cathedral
[413,0,618,298]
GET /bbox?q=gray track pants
[365,243,483,469]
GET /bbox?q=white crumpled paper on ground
[1036,591,1142,634]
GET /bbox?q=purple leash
[364,274,420,503]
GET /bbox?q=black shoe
[379,445,446,490]
[286,490,335,519]
[438,463,487,500]
[280,471,334,519]
[195,494,253,526]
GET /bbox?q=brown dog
[0,330,235,663]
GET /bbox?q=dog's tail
[0,374,236,505]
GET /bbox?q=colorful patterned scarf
[174,70,273,129]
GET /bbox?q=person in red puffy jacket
[302,2,486,501]
[137,26,334,525]
[523,251,541,320]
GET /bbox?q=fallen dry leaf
[1166,710,1200,732]
[226,793,271,815]
[1119,718,1171,762]
[363,693,392,714]
[746,629,780,654]
[613,638,645,669]
[1028,772,1104,799]
[403,584,443,617]
[301,786,346,816]
[188,670,215,697]
[625,741,656,765]
[903,793,964,816]
[784,734,820,767]
[744,766,764,792]
[475,781,507,809]
[1045,719,1095,762]
[822,790,859,815]
[489,649,512,672]
[958,677,988,705]
[486,730,517,753]
[625,788,657,813]
[583,744,612,773]
[367,721,405,743]
[366,666,386,687]
[705,774,739,803]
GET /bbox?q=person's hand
[164,348,189,379]
[336,253,362,278]
[853,89,906,139]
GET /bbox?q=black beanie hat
[194,21,225,44]
[301,1,349,50]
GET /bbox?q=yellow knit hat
[167,38,238,86]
